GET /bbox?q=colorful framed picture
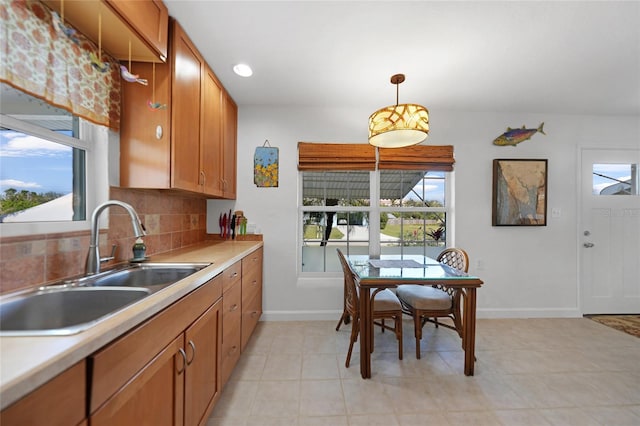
[254,146,279,187]
[492,159,548,226]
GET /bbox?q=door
[580,148,640,314]
[183,299,222,426]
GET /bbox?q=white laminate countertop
[0,240,263,410]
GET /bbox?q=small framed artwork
[254,141,279,187]
[492,159,548,226]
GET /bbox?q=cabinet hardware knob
[186,340,196,365]
[177,348,187,373]
[230,304,238,311]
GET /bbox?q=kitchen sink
[90,263,210,290]
[0,287,151,336]
[0,262,211,336]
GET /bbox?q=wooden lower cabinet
[89,275,223,426]
[91,336,183,426]
[241,248,263,351]
[0,361,86,426]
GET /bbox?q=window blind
[298,143,454,171]
[298,142,376,171]
[378,145,455,171]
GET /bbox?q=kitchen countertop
[0,240,263,411]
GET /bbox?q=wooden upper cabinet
[120,19,238,199]
[120,60,172,188]
[222,93,238,199]
[107,0,169,61]
[201,67,224,197]
[43,0,168,62]
[171,21,203,193]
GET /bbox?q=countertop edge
[0,240,263,411]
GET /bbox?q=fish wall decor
[493,122,546,146]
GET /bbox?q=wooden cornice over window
[378,145,455,171]
[298,142,376,171]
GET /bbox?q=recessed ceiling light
[233,63,253,77]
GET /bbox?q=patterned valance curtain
[0,1,121,130]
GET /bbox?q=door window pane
[593,163,638,195]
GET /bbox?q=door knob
[583,242,594,248]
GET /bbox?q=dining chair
[336,249,403,367]
[396,247,469,359]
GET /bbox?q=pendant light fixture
[368,74,429,148]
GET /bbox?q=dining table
[346,254,484,379]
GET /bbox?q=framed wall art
[492,159,548,226]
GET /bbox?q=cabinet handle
[200,171,206,186]
[252,280,257,286]
[186,340,196,365]
[231,272,238,278]
[230,303,239,312]
[228,345,238,355]
[177,348,187,374]
[251,311,258,318]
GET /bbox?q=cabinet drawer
[241,272,262,307]
[223,280,241,322]
[222,261,242,293]
[241,247,263,276]
[221,320,241,386]
[241,291,262,351]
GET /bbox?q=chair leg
[345,316,359,368]
[396,314,403,360]
[414,312,422,359]
[336,310,347,331]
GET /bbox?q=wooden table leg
[463,287,477,376]
[359,286,371,378]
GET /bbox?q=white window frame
[298,169,453,277]
[0,114,110,237]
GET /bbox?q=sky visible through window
[592,163,636,195]
[0,129,73,195]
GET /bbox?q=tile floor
[207,318,640,425]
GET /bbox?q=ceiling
[164,1,640,116]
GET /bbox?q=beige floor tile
[261,353,302,380]
[250,380,301,417]
[396,412,450,426]
[298,415,349,426]
[301,353,340,380]
[207,319,640,426]
[348,413,400,425]
[299,379,346,416]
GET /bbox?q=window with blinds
[298,143,453,273]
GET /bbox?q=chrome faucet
[85,200,146,275]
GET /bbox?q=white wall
[207,106,639,320]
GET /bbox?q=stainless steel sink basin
[0,262,211,336]
[0,287,150,336]
[91,263,209,290]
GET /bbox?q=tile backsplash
[0,187,208,294]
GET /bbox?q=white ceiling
[164,1,640,116]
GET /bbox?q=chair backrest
[336,249,359,316]
[437,248,469,272]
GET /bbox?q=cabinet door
[120,61,172,188]
[171,21,203,193]
[184,298,222,426]
[201,66,224,197]
[221,281,242,386]
[222,92,237,199]
[0,361,86,426]
[90,337,184,426]
[107,0,169,61]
